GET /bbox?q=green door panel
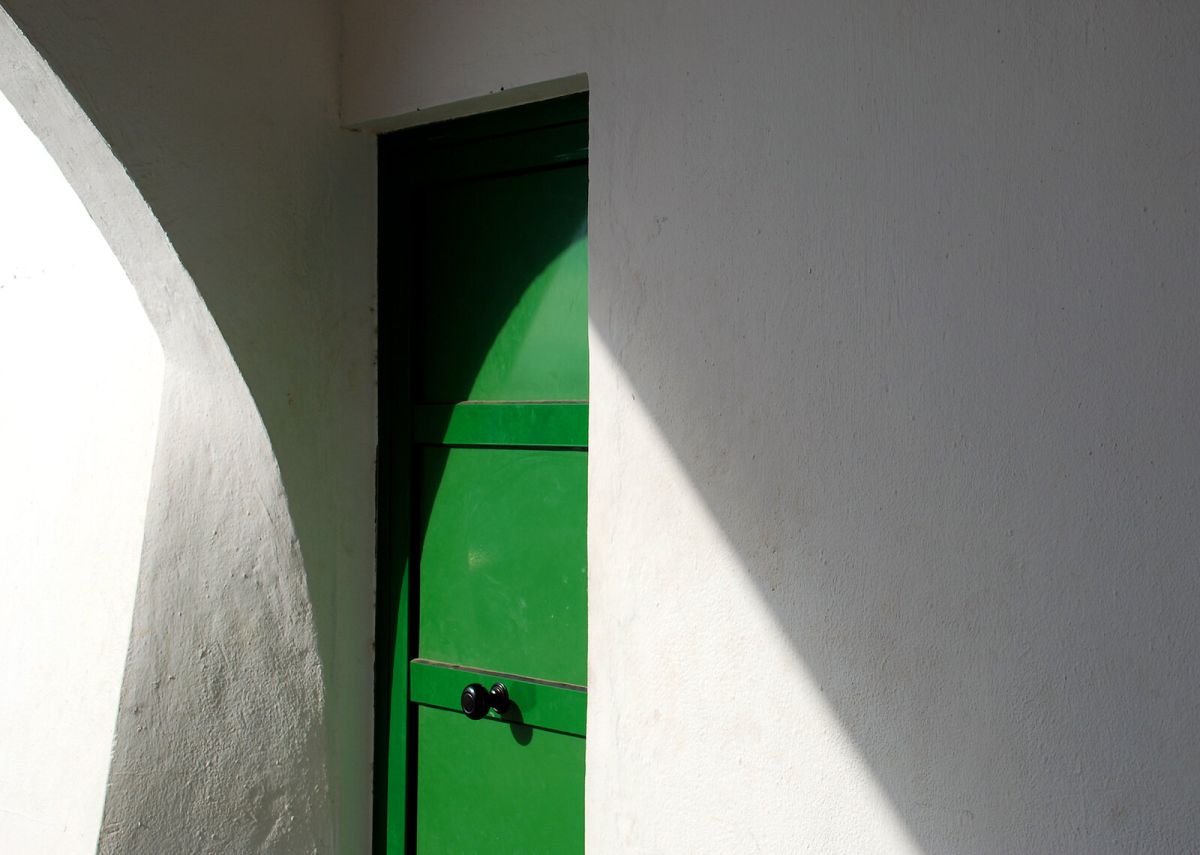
[413,402,588,449]
[414,164,588,403]
[379,95,588,854]
[417,446,587,686]
[410,659,586,737]
[414,122,588,185]
[415,705,584,853]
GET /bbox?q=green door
[378,95,589,854]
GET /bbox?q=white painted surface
[589,330,920,854]
[346,2,1200,851]
[0,3,375,851]
[0,86,162,855]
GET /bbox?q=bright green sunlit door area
[378,95,589,855]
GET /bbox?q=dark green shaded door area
[378,95,589,855]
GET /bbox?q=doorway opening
[376,93,589,854]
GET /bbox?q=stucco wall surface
[0,3,376,852]
[0,84,162,855]
[345,2,1200,852]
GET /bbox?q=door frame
[374,92,590,855]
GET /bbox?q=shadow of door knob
[460,682,510,720]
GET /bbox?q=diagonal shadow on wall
[585,2,1200,848]
[0,1,378,851]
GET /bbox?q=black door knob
[460,683,489,719]
[460,682,510,719]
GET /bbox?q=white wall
[0,85,162,855]
[0,2,376,852]
[345,2,1200,852]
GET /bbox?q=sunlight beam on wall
[587,321,920,853]
[0,85,163,854]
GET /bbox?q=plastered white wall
[0,86,162,855]
[345,2,1200,851]
[0,2,376,852]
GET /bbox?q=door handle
[460,682,510,720]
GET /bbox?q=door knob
[460,682,510,720]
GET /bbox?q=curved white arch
[0,9,331,853]
[0,71,163,855]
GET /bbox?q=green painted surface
[377,138,416,855]
[379,95,588,854]
[417,446,587,686]
[415,122,588,185]
[415,164,588,403]
[415,705,584,853]
[410,658,586,737]
[382,566,410,855]
[413,402,587,449]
